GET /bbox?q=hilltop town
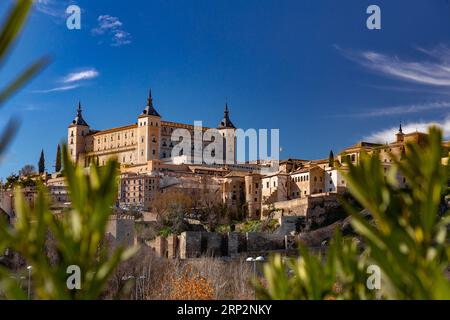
[1,91,447,259]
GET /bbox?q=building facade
[68,90,237,168]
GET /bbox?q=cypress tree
[55,144,61,172]
[328,150,334,168]
[38,149,45,174]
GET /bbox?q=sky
[1,0,450,178]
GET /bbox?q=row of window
[122,186,157,191]
[292,175,309,182]
[139,120,159,127]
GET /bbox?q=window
[266,182,269,188]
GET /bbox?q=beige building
[289,165,325,198]
[118,172,159,210]
[68,90,237,168]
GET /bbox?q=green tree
[38,149,45,174]
[0,0,49,158]
[0,145,137,299]
[55,144,62,172]
[257,127,450,300]
[19,164,35,177]
[328,150,334,168]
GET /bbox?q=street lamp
[246,256,265,300]
[26,265,32,300]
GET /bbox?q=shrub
[257,127,450,300]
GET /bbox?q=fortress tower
[68,102,90,164]
[217,103,237,164]
[137,90,161,163]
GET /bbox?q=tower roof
[397,122,404,135]
[71,101,89,126]
[140,89,161,117]
[217,102,236,129]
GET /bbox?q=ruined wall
[105,215,135,248]
[266,194,342,222]
[159,231,298,259]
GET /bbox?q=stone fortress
[68,90,238,168]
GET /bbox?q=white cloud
[32,84,80,93]
[33,0,68,19]
[349,101,450,118]
[62,69,99,83]
[33,68,98,94]
[363,118,450,143]
[92,15,123,34]
[91,15,131,47]
[336,44,450,86]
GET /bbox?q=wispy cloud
[343,101,450,118]
[33,68,99,94]
[91,15,131,47]
[336,44,450,86]
[33,0,69,19]
[363,118,450,143]
[62,69,99,83]
[32,84,80,93]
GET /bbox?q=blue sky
[1,0,450,178]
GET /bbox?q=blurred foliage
[0,0,49,156]
[0,145,137,299]
[257,127,450,299]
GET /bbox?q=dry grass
[103,247,254,300]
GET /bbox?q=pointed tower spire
[396,121,405,142]
[71,101,88,126]
[140,88,160,117]
[147,89,153,107]
[218,101,235,129]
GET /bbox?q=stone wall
[105,215,135,248]
[266,194,342,223]
[153,231,298,259]
[246,233,285,252]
